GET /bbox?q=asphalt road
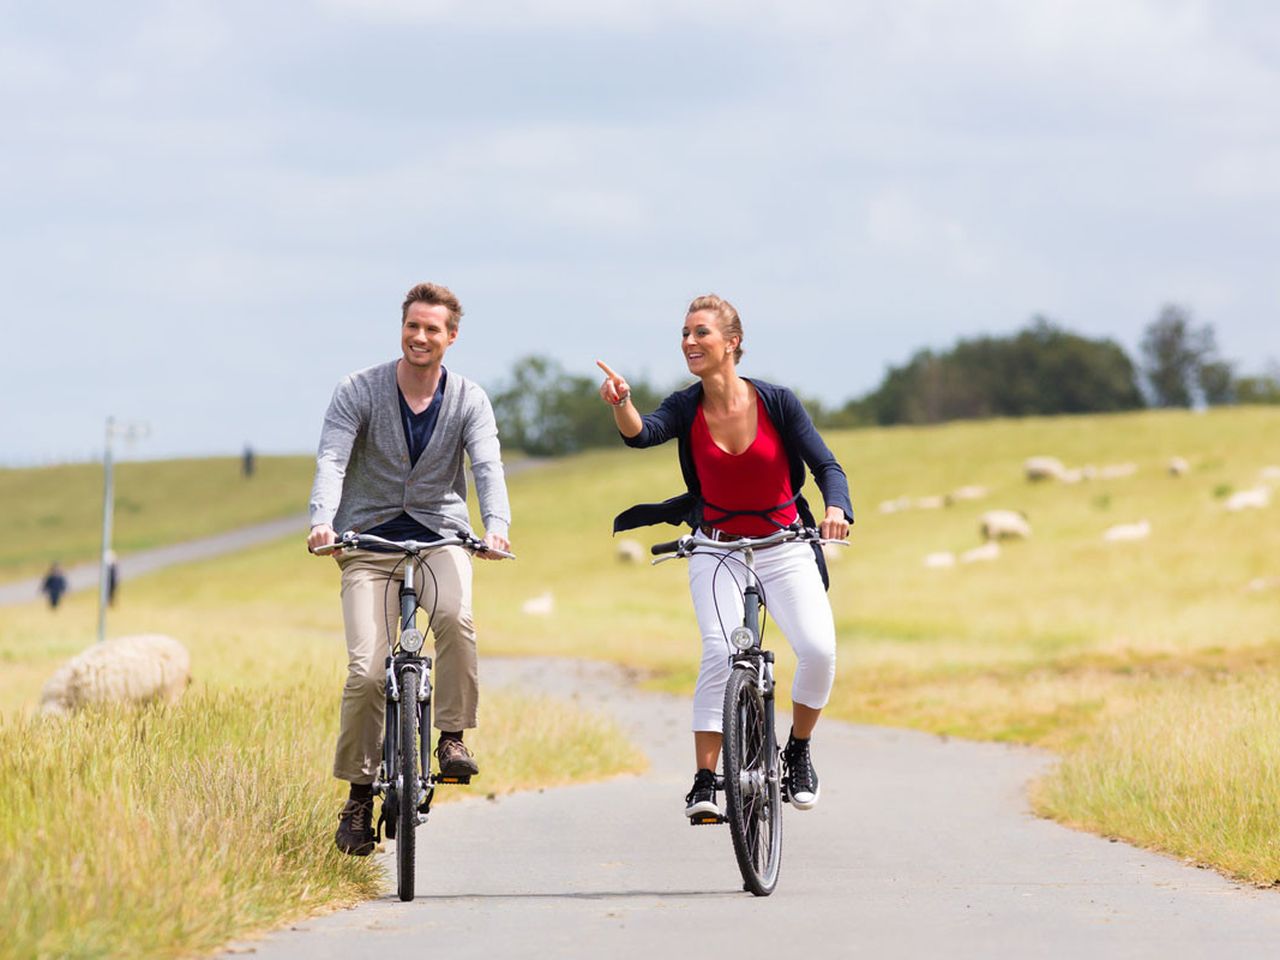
[221,658,1280,959]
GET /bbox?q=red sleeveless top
[691,393,798,536]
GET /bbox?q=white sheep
[950,485,989,502]
[960,542,1001,563]
[40,634,191,716]
[980,509,1032,541]
[1098,463,1138,479]
[1261,465,1280,483]
[1225,488,1271,512]
[923,551,956,569]
[520,591,555,616]
[878,496,912,514]
[1024,456,1065,482]
[1168,457,1190,477]
[615,539,645,564]
[1103,520,1151,543]
[914,495,947,510]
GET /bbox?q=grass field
[0,532,643,959]
[461,405,1280,883]
[0,455,315,583]
[4,403,1279,934]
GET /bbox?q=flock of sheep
[887,455,1279,571]
[36,456,1278,714]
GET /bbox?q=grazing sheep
[914,495,947,510]
[960,542,1001,563]
[980,509,1031,541]
[1024,456,1066,482]
[1060,467,1086,485]
[1103,520,1151,543]
[40,634,190,716]
[878,496,912,514]
[1098,463,1138,479]
[1168,457,1190,477]
[615,539,645,564]
[950,485,988,502]
[1225,488,1271,512]
[521,591,555,616]
[923,551,956,569]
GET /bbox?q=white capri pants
[688,540,837,732]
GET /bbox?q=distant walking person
[40,562,68,610]
[105,550,119,606]
[308,281,512,857]
[598,293,853,819]
[242,444,255,478]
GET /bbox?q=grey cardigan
[308,361,510,539]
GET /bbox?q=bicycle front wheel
[722,666,782,896]
[396,668,419,901]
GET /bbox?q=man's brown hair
[402,282,464,332]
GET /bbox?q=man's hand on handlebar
[478,531,512,560]
[308,523,337,552]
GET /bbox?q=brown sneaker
[435,738,479,777]
[334,797,376,856]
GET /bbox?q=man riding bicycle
[307,282,512,856]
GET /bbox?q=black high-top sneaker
[783,734,820,810]
[684,768,718,818]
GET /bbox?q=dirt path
[220,657,1280,959]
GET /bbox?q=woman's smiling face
[681,308,737,376]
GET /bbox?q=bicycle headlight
[399,628,425,654]
[729,626,755,651]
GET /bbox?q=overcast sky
[3,0,1277,463]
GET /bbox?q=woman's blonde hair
[687,294,743,364]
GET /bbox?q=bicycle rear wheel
[396,668,419,901]
[722,666,782,896]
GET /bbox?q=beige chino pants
[332,547,477,784]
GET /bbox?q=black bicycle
[313,530,513,901]
[651,524,843,896]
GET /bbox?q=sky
[2,0,1278,463]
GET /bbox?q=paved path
[222,658,1280,959]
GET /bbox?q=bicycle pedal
[689,814,725,826]
[436,774,471,785]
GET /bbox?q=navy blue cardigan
[613,379,854,587]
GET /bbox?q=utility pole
[98,417,148,643]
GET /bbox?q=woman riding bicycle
[598,294,853,818]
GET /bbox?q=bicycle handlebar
[650,525,848,564]
[311,530,516,560]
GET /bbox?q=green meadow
[468,405,1280,882]
[1,529,642,959]
[0,455,315,583]
[4,402,1279,959]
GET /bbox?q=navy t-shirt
[365,369,448,542]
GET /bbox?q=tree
[489,355,664,456]
[858,318,1144,425]
[1139,305,1233,407]
[1235,361,1280,405]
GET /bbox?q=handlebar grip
[651,539,682,556]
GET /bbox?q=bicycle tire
[396,668,419,901]
[722,666,782,896]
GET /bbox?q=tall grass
[1035,675,1280,885]
[0,679,642,960]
